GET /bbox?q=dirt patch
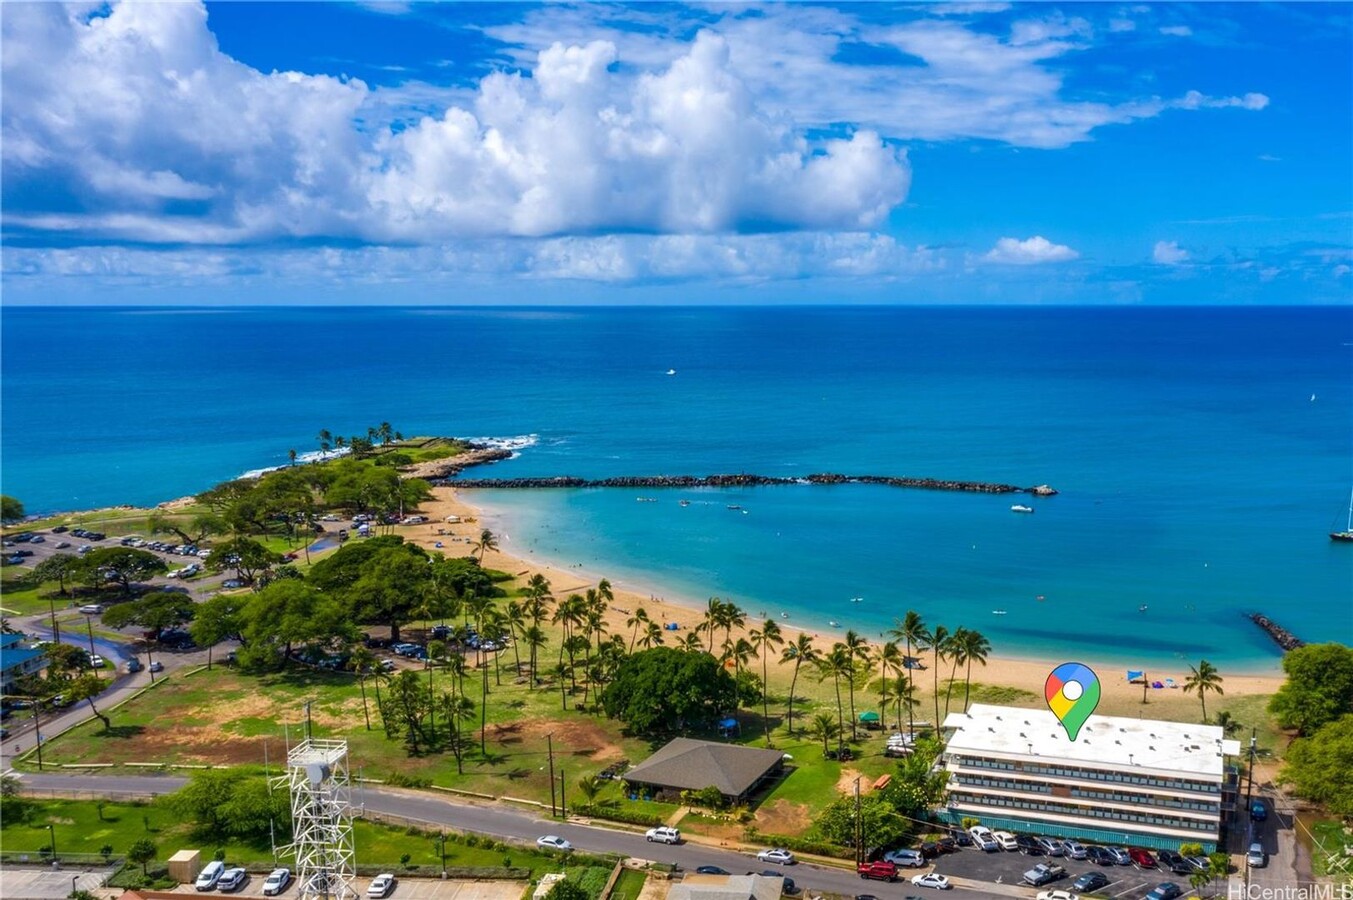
[130,725,266,766]
[836,767,864,795]
[754,798,811,835]
[515,716,625,762]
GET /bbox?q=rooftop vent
[1149,746,1156,751]
[1115,740,1121,745]
[1019,732,1026,738]
[988,727,995,733]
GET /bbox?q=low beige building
[670,875,784,900]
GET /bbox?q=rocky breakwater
[400,444,514,480]
[1247,613,1305,652]
[445,472,1056,495]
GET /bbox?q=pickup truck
[857,861,899,882]
[1022,863,1068,887]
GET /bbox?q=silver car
[261,868,291,896]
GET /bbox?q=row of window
[949,754,1218,795]
[952,775,1218,813]
[949,792,1219,833]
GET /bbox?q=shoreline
[409,486,1287,715]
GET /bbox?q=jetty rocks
[444,472,1056,496]
[1247,613,1305,652]
[400,445,514,480]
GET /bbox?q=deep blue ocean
[3,306,1350,671]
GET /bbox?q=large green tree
[80,547,167,596]
[236,580,353,670]
[31,553,82,596]
[65,673,112,731]
[345,545,435,642]
[165,770,290,840]
[1,495,25,524]
[814,793,908,851]
[103,592,196,642]
[1269,642,1353,736]
[190,594,247,669]
[1277,714,1353,816]
[206,537,284,585]
[601,646,737,735]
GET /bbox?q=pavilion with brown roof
[622,738,786,804]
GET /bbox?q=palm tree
[349,647,377,731]
[679,632,704,652]
[378,422,394,445]
[807,712,839,757]
[1183,660,1225,721]
[819,645,853,753]
[441,691,474,774]
[699,598,724,654]
[956,629,991,713]
[927,625,950,730]
[781,633,818,736]
[750,619,785,746]
[722,602,747,659]
[474,529,498,562]
[844,630,870,740]
[944,626,971,719]
[1213,710,1243,737]
[890,674,919,732]
[505,601,527,676]
[889,611,928,734]
[524,625,548,687]
[317,429,333,453]
[626,607,650,653]
[878,641,902,703]
[640,621,664,649]
[288,448,297,467]
[576,775,601,805]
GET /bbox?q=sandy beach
[399,486,1286,723]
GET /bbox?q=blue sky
[2,2,1349,304]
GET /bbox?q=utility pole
[48,595,60,644]
[32,701,44,771]
[853,775,863,866]
[543,736,554,817]
[305,700,313,741]
[86,617,96,657]
[558,767,566,819]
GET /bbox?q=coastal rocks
[399,445,514,480]
[1247,613,1305,652]
[1031,484,1059,496]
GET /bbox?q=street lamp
[43,823,56,859]
[71,875,79,895]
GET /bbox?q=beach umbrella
[859,711,881,723]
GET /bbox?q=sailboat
[1332,489,1353,542]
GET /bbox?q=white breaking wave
[238,447,351,480]
[466,434,539,456]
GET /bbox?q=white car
[536,835,573,851]
[968,825,999,852]
[911,873,951,890]
[883,849,926,868]
[217,868,248,893]
[992,830,1019,851]
[368,873,397,897]
[645,826,681,844]
[195,860,225,891]
[756,848,795,865]
[1062,841,1088,860]
[88,654,106,668]
[79,604,105,615]
[261,868,291,895]
[1036,892,1080,900]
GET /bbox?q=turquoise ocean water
[3,306,1350,670]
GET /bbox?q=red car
[1129,848,1158,869]
[857,861,899,882]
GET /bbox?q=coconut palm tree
[1213,710,1243,737]
[889,610,927,710]
[956,628,992,713]
[818,644,853,753]
[750,619,785,746]
[699,598,724,654]
[781,633,819,736]
[944,626,972,719]
[441,691,474,774]
[927,625,951,730]
[640,620,664,649]
[626,607,650,653]
[679,631,704,652]
[504,600,527,676]
[288,449,297,467]
[1183,659,1225,721]
[807,712,839,757]
[349,647,377,731]
[524,625,548,687]
[890,674,918,732]
[878,641,903,699]
[844,630,870,740]
[576,775,601,804]
[317,429,333,453]
[722,602,747,659]
[474,529,498,562]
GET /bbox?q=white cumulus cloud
[982,236,1079,265]
[1153,240,1189,265]
[1159,25,1193,37]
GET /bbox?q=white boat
[666,369,676,376]
[991,609,1007,616]
[1010,504,1034,514]
[1331,488,1353,542]
[849,597,863,602]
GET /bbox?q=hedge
[742,828,854,860]
[570,803,666,828]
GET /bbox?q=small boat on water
[829,620,840,627]
[849,597,863,603]
[636,497,657,502]
[780,612,789,619]
[679,499,690,507]
[727,505,742,510]
[666,368,677,376]
[1331,489,1353,542]
[991,609,1007,616]
[1011,504,1035,514]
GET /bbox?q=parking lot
[931,846,1190,899]
[165,875,528,900]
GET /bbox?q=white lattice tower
[276,739,357,900]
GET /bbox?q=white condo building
[940,704,1241,852]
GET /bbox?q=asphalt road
[8,774,1016,900]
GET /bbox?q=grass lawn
[2,797,589,877]
[0,569,52,616]
[1307,818,1353,879]
[609,868,647,900]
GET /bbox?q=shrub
[569,803,665,827]
[960,817,979,830]
[385,772,432,788]
[742,827,853,860]
[679,786,726,810]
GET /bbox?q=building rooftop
[623,738,784,797]
[0,645,46,671]
[943,703,1242,779]
[670,874,784,900]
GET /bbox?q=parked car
[1185,855,1211,872]
[1015,834,1043,855]
[217,868,248,892]
[1062,841,1087,860]
[368,873,397,897]
[1072,872,1109,892]
[935,836,958,854]
[910,873,951,891]
[1129,848,1158,869]
[695,867,730,876]
[757,849,795,865]
[149,661,164,673]
[1036,837,1066,857]
[968,826,999,852]
[1246,843,1267,868]
[1107,847,1132,866]
[261,868,291,895]
[1145,883,1182,900]
[1021,864,1067,887]
[52,525,69,533]
[195,860,225,891]
[1086,846,1117,867]
[1156,850,1186,871]
[536,835,572,851]
[645,826,681,844]
[1250,799,1267,822]
[54,541,71,549]
[883,849,926,868]
[88,654,106,668]
[856,861,898,882]
[761,873,798,895]
[992,831,1019,852]
[1035,892,1079,900]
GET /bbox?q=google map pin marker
[1045,662,1101,741]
